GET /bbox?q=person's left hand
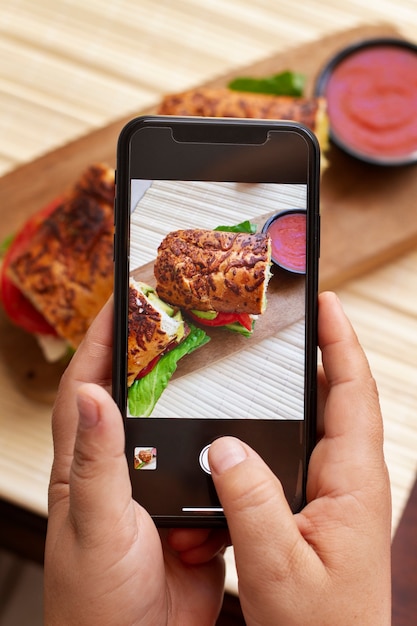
[44,297,227,626]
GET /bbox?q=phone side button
[199,445,212,475]
[316,213,321,258]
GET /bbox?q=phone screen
[113,117,319,525]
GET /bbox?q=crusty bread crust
[154,229,271,315]
[6,164,114,347]
[127,280,184,386]
[128,283,167,386]
[158,87,325,131]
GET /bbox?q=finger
[67,294,114,387]
[63,383,135,542]
[310,291,387,496]
[51,296,114,464]
[318,291,383,446]
[209,437,310,590]
[318,291,372,389]
[168,528,230,565]
[167,528,213,552]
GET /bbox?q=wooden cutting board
[1,22,416,403]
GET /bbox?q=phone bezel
[113,116,320,526]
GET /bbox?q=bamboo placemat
[2,0,417,177]
[1,2,416,590]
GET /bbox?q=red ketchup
[265,211,306,274]
[325,44,417,162]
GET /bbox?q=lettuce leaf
[228,71,305,97]
[214,220,257,234]
[128,324,210,417]
[223,321,254,337]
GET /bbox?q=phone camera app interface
[127,180,307,422]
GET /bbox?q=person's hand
[208,291,392,626]
[44,297,227,626]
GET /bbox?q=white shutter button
[199,444,212,474]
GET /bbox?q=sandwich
[134,448,155,469]
[128,278,187,386]
[0,164,115,361]
[127,278,209,416]
[154,228,272,336]
[157,86,329,151]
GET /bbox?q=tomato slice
[134,334,185,381]
[234,313,253,332]
[135,355,161,380]
[0,198,62,336]
[188,310,253,331]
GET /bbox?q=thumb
[67,383,134,542]
[209,438,308,595]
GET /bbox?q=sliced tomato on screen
[0,197,62,336]
[188,310,252,331]
[135,355,161,380]
[234,312,253,332]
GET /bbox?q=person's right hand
[207,291,392,626]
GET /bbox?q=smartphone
[113,115,320,526]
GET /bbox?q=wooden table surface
[1,0,416,619]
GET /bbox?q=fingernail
[77,388,100,429]
[209,437,248,474]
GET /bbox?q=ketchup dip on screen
[315,38,417,165]
[262,210,306,274]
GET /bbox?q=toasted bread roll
[158,87,328,149]
[127,279,186,386]
[154,229,271,315]
[6,164,114,347]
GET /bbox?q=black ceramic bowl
[315,37,417,166]
[262,209,306,274]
